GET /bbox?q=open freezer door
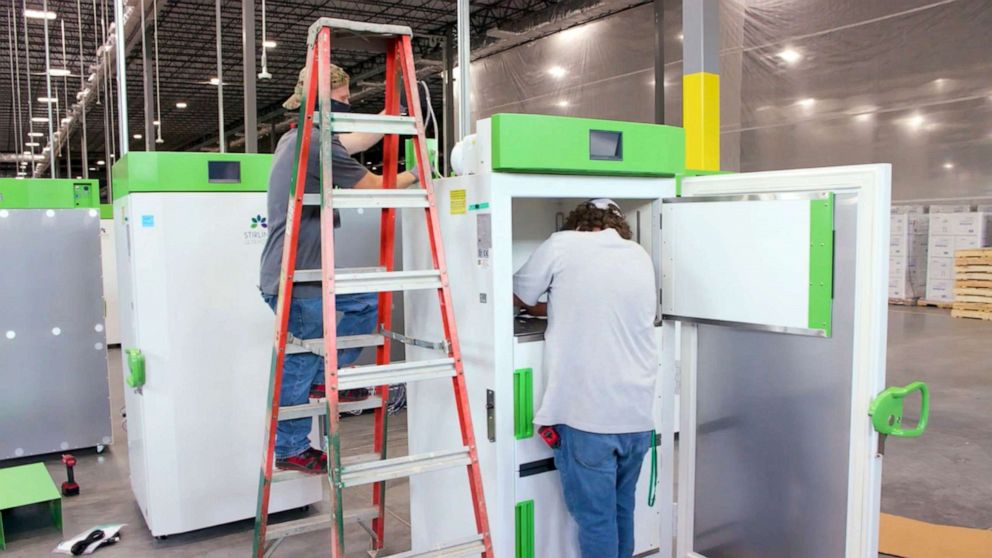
[666,165,891,558]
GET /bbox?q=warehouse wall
[464,0,992,201]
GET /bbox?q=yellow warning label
[450,189,467,215]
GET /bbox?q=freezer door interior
[669,165,890,558]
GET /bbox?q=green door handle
[126,348,146,389]
[869,381,929,437]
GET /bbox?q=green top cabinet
[490,113,685,177]
[0,178,100,209]
[112,152,273,200]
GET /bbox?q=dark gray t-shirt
[259,127,368,298]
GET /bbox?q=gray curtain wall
[463,0,992,201]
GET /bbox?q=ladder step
[303,188,429,208]
[340,447,472,488]
[338,270,443,294]
[273,452,383,484]
[292,265,386,284]
[328,113,417,135]
[278,396,383,421]
[339,358,456,391]
[381,536,486,558]
[264,505,379,542]
[286,333,385,356]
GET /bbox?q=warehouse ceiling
[1,0,632,178]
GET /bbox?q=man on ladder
[258,63,420,473]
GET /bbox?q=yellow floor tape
[880,513,992,558]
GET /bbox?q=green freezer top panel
[112,151,273,200]
[0,178,100,209]
[489,113,685,177]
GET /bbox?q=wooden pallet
[953,249,992,320]
[950,308,992,321]
[917,299,954,309]
[889,298,919,306]
[955,279,992,288]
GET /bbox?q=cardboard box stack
[926,212,992,303]
[889,207,929,302]
[951,248,992,321]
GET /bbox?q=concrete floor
[2,307,990,556]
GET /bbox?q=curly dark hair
[563,202,633,240]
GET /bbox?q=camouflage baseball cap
[282,64,350,110]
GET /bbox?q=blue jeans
[553,425,652,558]
[262,293,378,458]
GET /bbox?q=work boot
[275,448,327,475]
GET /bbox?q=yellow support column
[683,0,720,171]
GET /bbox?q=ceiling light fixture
[943,162,954,170]
[96,160,106,166]
[176,102,188,108]
[778,48,802,64]
[677,33,683,41]
[48,68,71,77]
[28,132,44,137]
[133,134,143,139]
[31,117,49,123]
[797,98,816,107]
[263,40,276,48]
[209,77,220,85]
[557,100,570,107]
[547,65,567,78]
[24,9,57,20]
[38,96,58,103]
[25,142,40,147]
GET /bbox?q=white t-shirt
[513,228,658,434]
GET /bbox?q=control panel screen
[208,161,241,183]
[589,130,623,161]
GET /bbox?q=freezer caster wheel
[96,444,106,454]
[155,535,168,541]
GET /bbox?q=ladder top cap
[308,18,413,42]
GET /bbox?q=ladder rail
[372,37,403,549]
[314,26,348,558]
[397,35,494,554]
[252,36,322,558]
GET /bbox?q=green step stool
[0,463,62,551]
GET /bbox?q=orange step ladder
[251,17,493,558]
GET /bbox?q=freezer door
[668,165,890,558]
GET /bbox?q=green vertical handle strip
[126,348,146,388]
[513,368,534,439]
[808,194,834,336]
[515,500,535,558]
[869,382,930,437]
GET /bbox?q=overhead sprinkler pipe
[215,0,225,153]
[114,0,128,158]
[258,0,271,79]
[43,0,57,176]
[153,0,162,144]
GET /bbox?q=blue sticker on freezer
[141,215,155,227]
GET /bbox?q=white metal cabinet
[114,192,321,536]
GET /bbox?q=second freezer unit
[112,152,321,536]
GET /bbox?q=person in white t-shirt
[513,198,658,558]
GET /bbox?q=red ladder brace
[252,18,493,558]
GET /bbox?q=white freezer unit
[401,114,901,558]
[112,152,320,537]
